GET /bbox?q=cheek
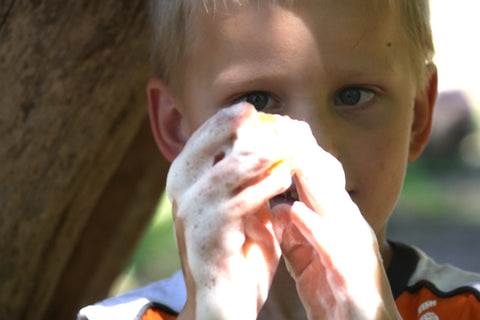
[369,131,410,196]
[182,103,219,138]
[181,76,221,136]
[373,145,408,216]
[344,134,409,230]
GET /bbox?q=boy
[79,0,480,319]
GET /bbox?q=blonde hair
[149,0,435,89]
[397,0,436,89]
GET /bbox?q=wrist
[186,283,258,320]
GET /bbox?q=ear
[147,78,187,162]
[408,66,438,162]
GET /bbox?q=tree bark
[0,1,168,319]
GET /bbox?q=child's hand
[166,103,294,320]
[270,126,402,319]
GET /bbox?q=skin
[148,1,437,319]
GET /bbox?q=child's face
[170,1,432,238]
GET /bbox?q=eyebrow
[213,63,291,87]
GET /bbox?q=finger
[173,163,291,261]
[272,200,365,280]
[243,204,282,306]
[175,152,291,219]
[270,203,321,279]
[277,119,349,218]
[167,103,258,199]
[285,201,378,280]
[208,150,291,197]
[285,201,346,259]
[229,158,293,216]
[211,110,299,194]
[272,202,388,319]
[243,204,281,265]
[182,103,257,164]
[292,147,348,216]
[169,103,293,201]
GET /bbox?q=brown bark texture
[0,1,169,319]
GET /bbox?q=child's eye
[335,87,375,106]
[241,91,278,111]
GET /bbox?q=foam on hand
[166,105,300,320]
[252,112,295,173]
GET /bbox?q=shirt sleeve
[141,307,178,320]
[396,285,480,319]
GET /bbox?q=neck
[377,227,394,270]
[258,258,307,320]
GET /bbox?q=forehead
[189,1,410,84]
[196,0,401,39]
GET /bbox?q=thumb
[270,202,319,279]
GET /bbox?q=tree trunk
[0,1,169,319]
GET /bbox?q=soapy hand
[270,126,402,319]
[168,102,401,319]
[167,103,296,320]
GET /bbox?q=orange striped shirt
[140,242,480,320]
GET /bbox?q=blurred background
[109,1,480,296]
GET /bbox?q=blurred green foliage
[398,158,480,220]
[109,192,179,296]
